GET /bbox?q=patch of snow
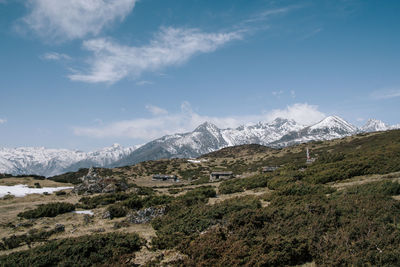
[0,184,72,197]
[72,210,94,215]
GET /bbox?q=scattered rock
[127,207,165,224]
[2,194,15,200]
[54,224,65,232]
[91,228,105,233]
[102,210,111,219]
[83,214,93,225]
[15,222,34,228]
[72,167,128,195]
[113,221,130,229]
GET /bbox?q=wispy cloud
[243,6,300,24]
[265,103,325,126]
[41,52,71,61]
[0,118,7,124]
[371,89,400,100]
[73,103,325,140]
[272,90,284,98]
[69,27,243,83]
[300,27,323,40]
[20,0,136,41]
[145,105,168,116]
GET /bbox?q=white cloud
[145,105,168,116]
[73,103,325,140]
[264,103,325,126]
[68,27,243,83]
[290,90,296,98]
[0,118,7,124]
[243,6,299,24]
[21,0,136,41]
[41,52,71,61]
[371,89,400,100]
[272,90,284,98]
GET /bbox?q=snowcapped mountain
[0,144,141,177]
[392,124,400,130]
[114,118,304,166]
[361,119,390,132]
[221,118,304,146]
[271,116,358,147]
[1,116,399,176]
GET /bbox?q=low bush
[273,182,335,197]
[107,204,128,219]
[0,225,65,250]
[218,174,269,194]
[174,186,216,207]
[18,202,75,219]
[180,193,400,266]
[78,192,130,209]
[55,190,66,196]
[0,233,144,266]
[151,196,260,249]
[342,180,400,196]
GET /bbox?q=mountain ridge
[1,116,399,176]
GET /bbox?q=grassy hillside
[1,129,400,266]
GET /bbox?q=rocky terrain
[1,129,400,266]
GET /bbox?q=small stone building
[262,166,279,173]
[209,171,233,182]
[152,174,179,182]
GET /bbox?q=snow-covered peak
[361,119,389,132]
[0,144,141,177]
[391,124,400,130]
[194,121,220,133]
[310,116,357,133]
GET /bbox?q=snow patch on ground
[0,184,72,197]
[72,210,94,215]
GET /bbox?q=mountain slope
[1,116,399,176]
[361,119,390,132]
[270,116,358,147]
[0,144,140,177]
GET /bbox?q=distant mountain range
[1,116,399,177]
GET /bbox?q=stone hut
[152,174,179,182]
[262,166,279,172]
[209,171,233,182]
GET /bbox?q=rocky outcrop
[127,207,165,224]
[72,167,128,195]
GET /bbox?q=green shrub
[18,202,75,219]
[55,190,66,196]
[174,186,216,207]
[122,195,143,210]
[107,204,128,219]
[218,174,269,194]
[343,180,400,196]
[1,226,65,250]
[274,182,335,197]
[78,192,130,209]
[0,233,144,266]
[151,196,260,249]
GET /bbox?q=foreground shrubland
[0,233,144,266]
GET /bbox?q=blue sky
[1,0,400,150]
